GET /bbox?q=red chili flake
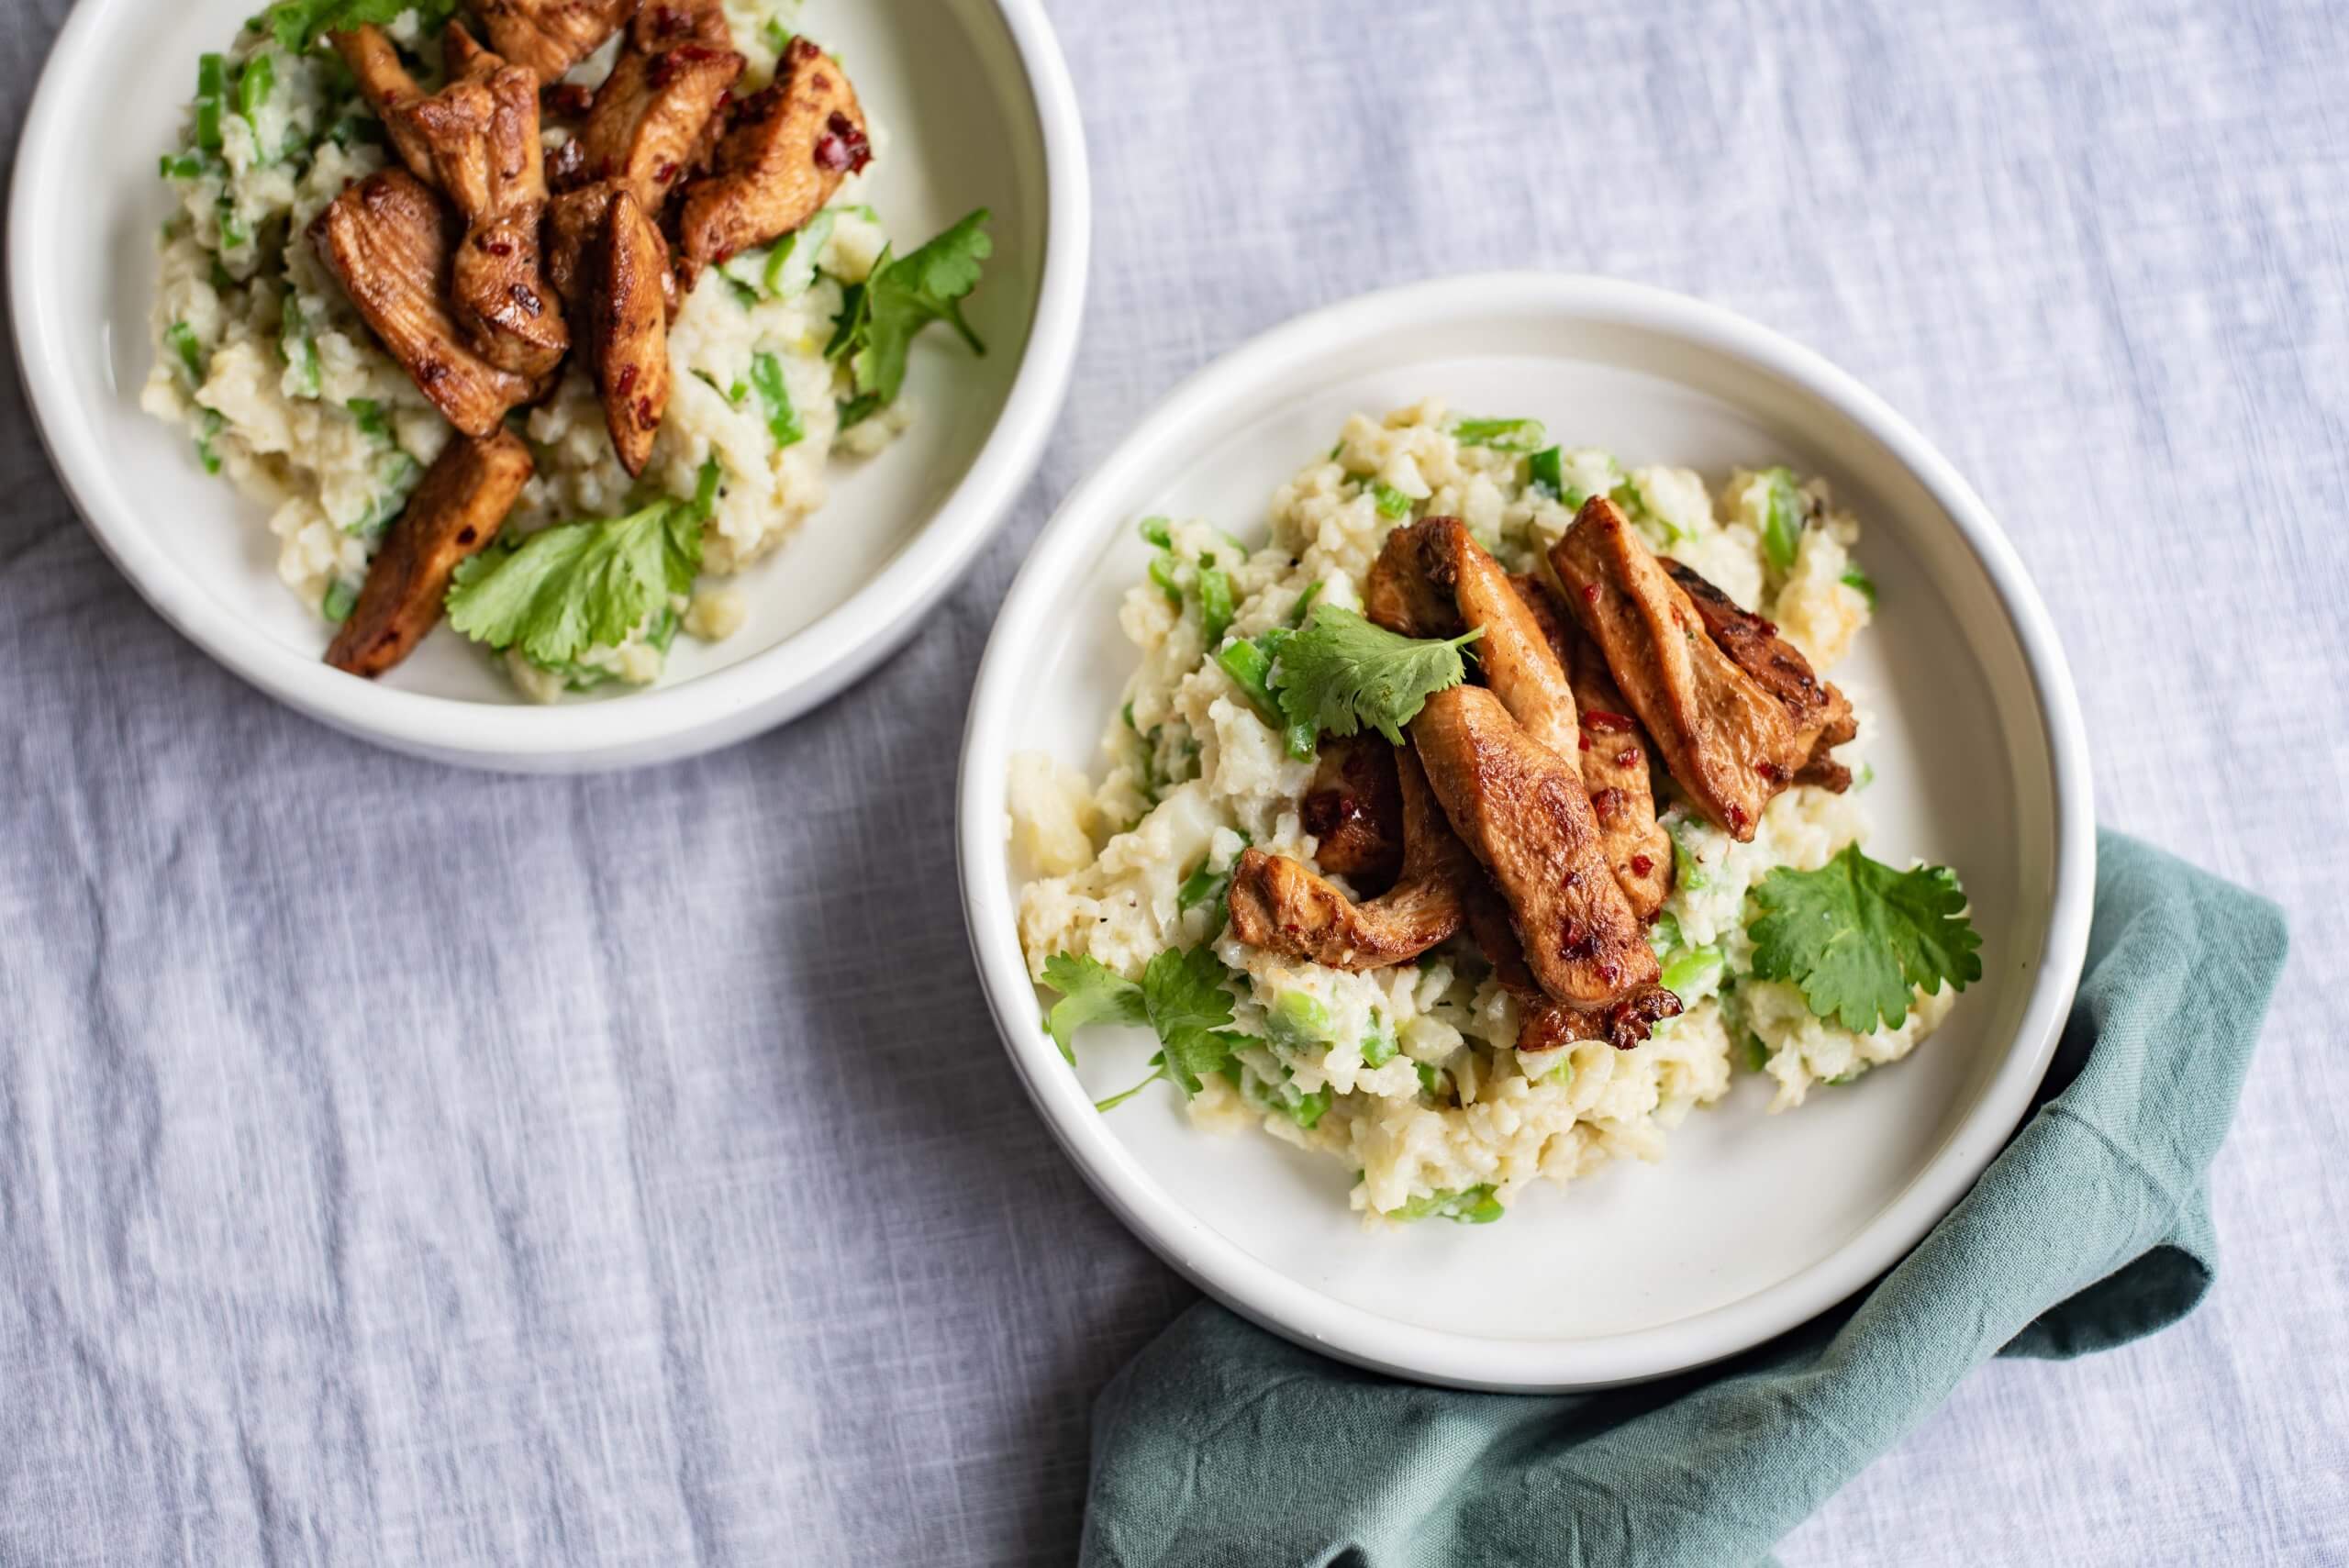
[1577,734,1590,752]
[417,360,448,384]
[1755,760,1785,783]
[1630,854,1654,877]
[1579,710,1635,733]
[1596,962,1620,987]
[653,159,679,184]
[615,364,639,399]
[1614,748,1639,769]
[480,236,515,256]
[811,111,871,173]
[1591,787,1626,821]
[636,396,658,427]
[1726,803,1750,832]
[456,527,477,545]
[1581,583,1600,606]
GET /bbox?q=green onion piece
[321,577,357,624]
[689,455,723,519]
[1137,516,1173,549]
[1453,417,1547,453]
[160,152,204,180]
[1842,566,1877,607]
[1761,466,1802,573]
[237,51,274,122]
[748,351,804,449]
[280,294,320,397]
[1147,553,1182,607]
[1197,565,1235,650]
[1370,480,1411,519]
[763,17,794,50]
[1647,910,1684,958]
[1744,1034,1770,1072]
[763,209,838,298]
[208,260,237,291]
[1415,1061,1444,1096]
[195,97,224,153]
[194,407,226,474]
[164,321,206,385]
[1668,818,1709,891]
[1215,639,1317,761]
[1279,1084,1330,1130]
[197,52,227,99]
[217,202,249,250]
[1529,445,1565,499]
[1360,1023,1397,1067]
[1266,991,1334,1048]
[1286,580,1323,628]
[1659,946,1725,996]
[347,398,390,441]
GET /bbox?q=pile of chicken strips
[1226,495,1855,1057]
[310,0,871,677]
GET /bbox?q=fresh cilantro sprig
[445,462,718,666]
[1747,843,1983,1033]
[1041,947,1248,1110]
[829,208,993,427]
[1271,604,1481,747]
[255,0,459,52]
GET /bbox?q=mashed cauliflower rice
[1009,402,1956,1224]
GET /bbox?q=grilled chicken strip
[679,37,870,266]
[329,27,435,184]
[1513,573,1673,919]
[575,33,743,217]
[1459,875,1682,1053]
[1551,496,1822,840]
[325,428,533,676]
[1663,560,1857,791]
[310,170,539,437]
[397,53,567,378]
[1300,736,1406,889]
[1229,748,1470,972]
[472,0,638,83]
[631,0,731,50]
[1409,684,1659,1006]
[592,190,673,475]
[1365,517,1580,762]
[441,17,500,79]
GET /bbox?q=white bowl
[957,273,2095,1391]
[10,0,1087,772]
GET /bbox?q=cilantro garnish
[829,208,993,427]
[1041,946,1249,1109]
[445,463,718,666]
[255,0,458,52]
[1271,604,1481,746]
[1747,843,1982,1033]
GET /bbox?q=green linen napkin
[1080,831,2288,1568]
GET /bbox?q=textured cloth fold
[1081,832,2288,1568]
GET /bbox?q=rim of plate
[956,272,2096,1391]
[8,0,1089,767]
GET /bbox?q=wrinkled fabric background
[2,0,2343,1563]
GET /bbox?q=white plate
[957,274,2095,1391]
[10,0,1086,772]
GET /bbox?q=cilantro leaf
[1040,943,1246,1105]
[1040,953,1146,1064]
[1393,1184,1504,1224]
[257,0,457,52]
[829,208,992,426]
[1746,843,1983,1033]
[445,476,714,666]
[1271,604,1481,746]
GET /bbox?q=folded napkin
[1080,831,2288,1568]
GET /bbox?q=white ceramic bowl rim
[8,0,1089,764]
[957,272,2096,1391]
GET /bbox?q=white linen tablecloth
[2,0,2343,1562]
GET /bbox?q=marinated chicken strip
[1513,573,1673,918]
[440,18,499,79]
[1301,735,1404,889]
[398,58,567,378]
[329,26,435,184]
[679,37,870,266]
[309,170,538,437]
[1460,876,1681,1053]
[630,0,731,50]
[1663,559,1857,791]
[592,190,673,475]
[1550,497,1814,840]
[1364,517,1580,762]
[325,429,533,676]
[575,32,743,217]
[1409,684,1658,1005]
[1229,749,1469,972]
[472,0,637,83]
[545,181,679,332]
